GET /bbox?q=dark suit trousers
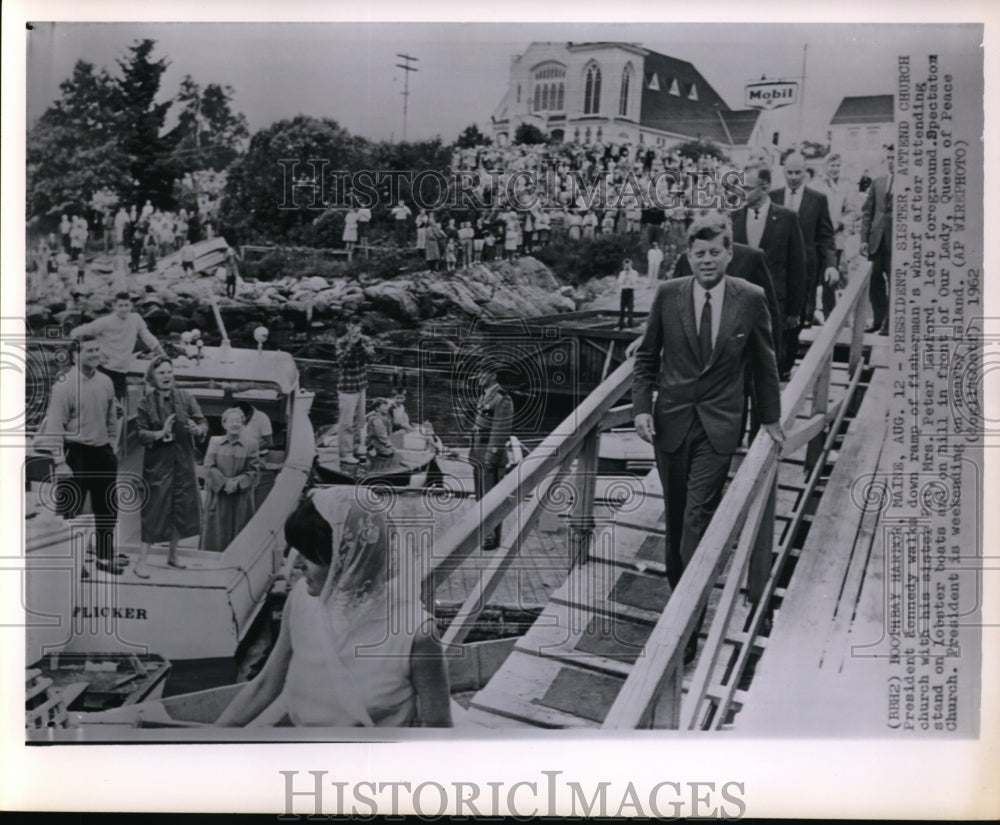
[471,435,504,545]
[58,442,119,561]
[780,326,800,375]
[655,416,732,589]
[869,241,892,329]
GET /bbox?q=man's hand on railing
[762,421,785,446]
[634,413,655,443]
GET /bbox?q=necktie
[699,291,713,365]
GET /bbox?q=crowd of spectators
[335,140,789,276]
[32,201,216,277]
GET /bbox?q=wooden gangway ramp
[733,375,893,734]
[434,268,881,730]
[465,360,878,728]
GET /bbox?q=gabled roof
[830,95,894,125]
[638,49,757,144]
[718,109,761,145]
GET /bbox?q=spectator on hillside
[647,241,664,284]
[391,201,412,246]
[343,206,359,253]
[616,258,640,330]
[356,205,372,246]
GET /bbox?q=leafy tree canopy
[513,123,547,145]
[454,123,492,149]
[27,39,250,223]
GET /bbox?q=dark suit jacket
[671,243,781,359]
[732,202,807,323]
[860,174,892,257]
[770,186,837,278]
[633,276,782,454]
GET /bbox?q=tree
[455,123,492,149]
[113,39,179,208]
[219,115,372,245]
[514,123,547,145]
[170,75,250,173]
[27,39,251,224]
[673,138,729,165]
[27,60,130,221]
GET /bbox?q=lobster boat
[312,423,440,487]
[23,340,316,690]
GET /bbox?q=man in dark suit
[671,236,781,364]
[468,366,514,550]
[672,233,782,442]
[860,145,894,335]
[731,163,807,380]
[634,215,784,663]
[770,151,839,329]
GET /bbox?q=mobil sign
[745,81,799,110]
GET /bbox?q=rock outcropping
[26,253,579,342]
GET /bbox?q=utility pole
[797,43,808,148]
[395,53,419,141]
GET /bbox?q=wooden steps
[459,345,878,729]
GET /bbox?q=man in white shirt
[236,401,273,453]
[41,335,123,574]
[616,258,640,329]
[71,292,164,407]
[646,241,664,285]
[391,201,412,246]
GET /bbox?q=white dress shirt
[693,278,726,348]
[746,197,770,249]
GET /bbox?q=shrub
[533,233,646,286]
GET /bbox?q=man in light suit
[860,145,895,335]
[634,215,784,663]
[770,151,839,328]
[731,163,807,380]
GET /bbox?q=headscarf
[306,485,395,606]
[292,486,423,727]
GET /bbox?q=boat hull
[24,366,315,667]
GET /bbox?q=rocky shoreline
[26,251,600,349]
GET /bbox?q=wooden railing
[424,265,872,727]
[423,358,635,647]
[603,264,873,729]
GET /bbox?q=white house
[829,94,895,185]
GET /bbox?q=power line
[395,53,419,141]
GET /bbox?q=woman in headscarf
[134,356,207,577]
[216,487,452,727]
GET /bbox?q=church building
[491,41,765,161]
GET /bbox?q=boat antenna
[209,296,234,363]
